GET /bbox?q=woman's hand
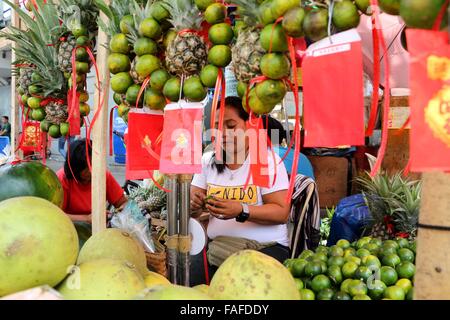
[190,191,206,212]
[205,197,243,220]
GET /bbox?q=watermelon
[0,161,64,207]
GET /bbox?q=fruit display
[0,161,64,207]
[284,237,416,300]
[209,250,300,300]
[76,228,149,276]
[0,197,79,297]
[58,259,146,300]
[1,0,100,139]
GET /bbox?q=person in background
[57,138,127,223]
[58,136,76,159]
[0,116,11,140]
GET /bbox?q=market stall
[0,0,449,301]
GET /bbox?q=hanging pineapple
[162,0,209,102]
[2,0,72,138]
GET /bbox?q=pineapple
[57,0,100,73]
[18,67,34,93]
[230,0,266,83]
[357,172,421,240]
[163,0,208,77]
[45,102,69,125]
[1,0,69,124]
[58,36,77,74]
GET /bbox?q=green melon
[77,228,148,277]
[0,162,64,207]
[0,197,79,297]
[209,250,300,300]
[137,284,211,300]
[58,259,146,300]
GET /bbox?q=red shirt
[57,169,124,215]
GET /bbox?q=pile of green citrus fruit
[284,237,416,300]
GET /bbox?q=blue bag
[327,194,371,246]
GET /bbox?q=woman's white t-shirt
[192,150,290,247]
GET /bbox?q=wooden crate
[307,156,352,209]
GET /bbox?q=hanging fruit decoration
[2,0,99,140]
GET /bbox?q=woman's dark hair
[210,96,287,174]
[64,138,92,181]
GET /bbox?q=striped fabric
[289,174,321,258]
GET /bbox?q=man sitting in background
[0,116,11,140]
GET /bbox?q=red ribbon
[109,106,118,156]
[285,36,302,202]
[211,69,226,162]
[268,17,284,53]
[384,216,395,235]
[68,48,81,137]
[40,97,65,107]
[433,0,450,31]
[370,1,391,177]
[136,76,151,109]
[365,14,381,137]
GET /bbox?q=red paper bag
[159,101,204,174]
[303,29,365,147]
[407,29,450,172]
[126,109,164,179]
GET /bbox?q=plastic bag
[111,200,156,253]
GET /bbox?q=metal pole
[178,174,192,286]
[166,175,179,284]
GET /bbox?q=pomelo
[144,271,171,287]
[209,250,300,300]
[77,228,148,276]
[193,284,210,295]
[137,284,211,300]
[0,197,78,297]
[58,259,145,300]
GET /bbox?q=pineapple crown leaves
[126,0,155,43]
[58,0,100,34]
[231,0,264,28]
[162,0,202,31]
[1,0,67,97]
[357,171,422,233]
[95,0,132,37]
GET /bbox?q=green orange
[304,261,323,278]
[327,256,345,268]
[299,288,315,300]
[294,278,304,291]
[379,266,398,286]
[368,279,387,300]
[342,261,358,279]
[111,72,134,94]
[163,77,181,102]
[382,254,401,268]
[317,288,335,300]
[311,274,331,293]
[260,53,290,80]
[396,262,415,279]
[327,265,343,285]
[108,53,131,74]
[348,280,368,297]
[337,239,351,250]
[209,23,234,45]
[134,38,158,56]
[183,76,207,102]
[120,15,134,34]
[208,45,232,67]
[200,65,219,88]
[139,18,162,39]
[260,23,288,52]
[398,248,415,263]
[110,33,130,54]
[204,3,226,25]
[150,69,171,91]
[291,259,308,278]
[395,278,413,295]
[31,108,46,121]
[384,285,405,300]
[145,88,166,110]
